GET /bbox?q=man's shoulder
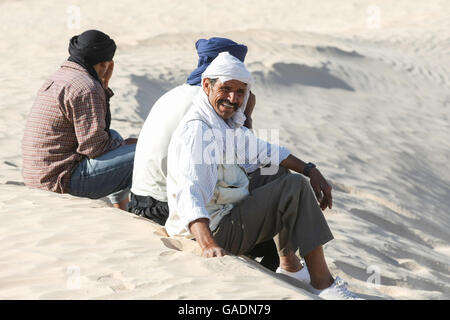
[170,117,211,147]
[178,118,210,135]
[151,84,200,110]
[140,84,201,132]
[53,61,103,97]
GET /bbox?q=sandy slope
[0,0,448,299]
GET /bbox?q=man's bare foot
[113,197,129,211]
[279,252,303,272]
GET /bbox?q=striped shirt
[22,61,123,193]
[166,119,291,236]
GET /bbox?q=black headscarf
[68,30,116,133]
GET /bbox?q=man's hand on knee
[279,155,333,210]
[309,168,333,210]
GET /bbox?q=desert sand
[0,0,449,300]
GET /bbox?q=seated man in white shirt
[165,52,362,300]
[129,38,279,271]
[130,38,250,224]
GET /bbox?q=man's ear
[202,78,210,95]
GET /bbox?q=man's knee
[109,129,123,141]
[116,144,136,167]
[284,172,307,189]
[277,166,290,176]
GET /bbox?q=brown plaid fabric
[22,61,123,193]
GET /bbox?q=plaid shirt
[22,61,123,193]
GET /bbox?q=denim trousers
[68,130,136,204]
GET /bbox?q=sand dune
[0,0,449,299]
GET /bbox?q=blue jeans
[68,130,136,204]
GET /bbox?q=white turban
[201,51,253,128]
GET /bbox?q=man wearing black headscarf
[23,30,136,210]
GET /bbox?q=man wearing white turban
[166,52,362,299]
[130,38,282,271]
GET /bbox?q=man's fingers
[321,194,331,210]
[323,183,333,209]
[213,248,222,257]
[203,247,228,258]
[313,185,323,203]
[217,250,227,257]
[317,180,332,210]
[310,170,333,210]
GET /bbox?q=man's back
[22,61,112,193]
[131,84,200,201]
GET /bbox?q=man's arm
[280,154,333,210]
[101,60,114,90]
[235,123,332,210]
[189,218,229,257]
[169,121,227,257]
[103,62,137,146]
[71,90,123,159]
[243,91,255,129]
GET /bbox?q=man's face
[93,60,113,78]
[203,78,247,120]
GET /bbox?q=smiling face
[203,78,247,120]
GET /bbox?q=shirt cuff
[184,206,211,232]
[278,146,291,164]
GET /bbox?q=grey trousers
[213,167,334,258]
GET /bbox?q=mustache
[218,99,239,110]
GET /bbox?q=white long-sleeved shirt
[165,117,291,238]
[131,84,200,201]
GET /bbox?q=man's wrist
[303,162,316,177]
[189,218,217,249]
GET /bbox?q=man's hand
[244,91,255,129]
[102,60,114,89]
[201,245,229,258]
[124,137,137,145]
[309,168,333,210]
[189,218,229,258]
[279,155,333,210]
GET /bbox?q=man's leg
[213,172,334,289]
[114,198,130,211]
[244,239,280,271]
[128,193,169,225]
[68,140,136,207]
[244,166,290,271]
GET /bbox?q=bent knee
[117,145,136,163]
[284,173,307,189]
